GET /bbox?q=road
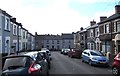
[49,51,113,76]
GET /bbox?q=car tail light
[114,53,120,61]
[28,63,42,73]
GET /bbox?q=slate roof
[61,33,74,39]
[98,13,120,24]
[36,35,62,40]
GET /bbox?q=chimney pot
[115,5,120,14]
[90,20,96,26]
[100,16,107,22]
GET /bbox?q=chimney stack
[100,16,107,22]
[115,5,120,14]
[80,27,83,31]
[90,20,96,26]
[12,17,16,22]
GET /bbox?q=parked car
[39,51,51,69]
[63,49,70,55]
[68,49,82,58]
[41,48,52,60]
[61,49,65,54]
[81,49,109,66]
[112,52,120,76]
[2,51,48,76]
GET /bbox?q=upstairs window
[23,31,25,39]
[104,23,109,34]
[57,40,59,44]
[116,20,120,32]
[13,24,17,35]
[19,27,21,36]
[81,35,84,40]
[0,36,1,52]
[5,18,10,31]
[47,40,49,44]
[113,22,117,32]
[90,29,93,37]
[52,40,54,44]
[95,28,99,37]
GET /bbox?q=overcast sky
[0,0,119,35]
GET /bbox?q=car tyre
[89,60,92,66]
[70,55,73,58]
[112,67,119,76]
[82,59,84,62]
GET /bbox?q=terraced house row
[0,9,35,55]
[74,5,120,61]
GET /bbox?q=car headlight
[91,57,97,60]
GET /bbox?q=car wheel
[89,60,92,66]
[82,59,84,62]
[112,67,119,76]
[70,55,73,58]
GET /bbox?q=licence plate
[100,62,106,64]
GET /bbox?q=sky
[0,0,119,35]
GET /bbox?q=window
[5,18,10,31]
[117,21,120,32]
[91,43,94,50]
[57,40,59,44]
[113,22,117,32]
[19,28,21,36]
[104,24,109,33]
[13,43,17,52]
[95,28,99,37]
[23,31,25,39]
[5,37,10,54]
[26,32,27,39]
[81,35,83,40]
[19,42,21,50]
[52,40,54,44]
[13,24,17,35]
[46,45,49,49]
[90,29,93,37]
[47,40,49,44]
[0,36,1,53]
[69,40,71,43]
[99,25,104,34]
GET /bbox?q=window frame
[5,17,10,31]
[116,20,120,32]
[0,36,2,53]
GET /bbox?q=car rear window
[3,57,28,70]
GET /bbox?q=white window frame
[13,24,17,35]
[5,37,10,54]
[90,29,93,37]
[113,21,117,33]
[19,27,21,36]
[106,23,109,33]
[5,17,10,31]
[0,14,1,29]
[13,40,17,51]
[117,20,120,32]
[0,36,2,53]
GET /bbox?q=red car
[112,52,120,76]
[68,49,82,58]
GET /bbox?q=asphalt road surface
[49,51,113,76]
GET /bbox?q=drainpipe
[17,25,19,54]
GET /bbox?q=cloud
[0,0,115,35]
[75,0,115,4]
[90,10,114,23]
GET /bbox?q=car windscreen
[90,51,103,56]
[3,57,27,71]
